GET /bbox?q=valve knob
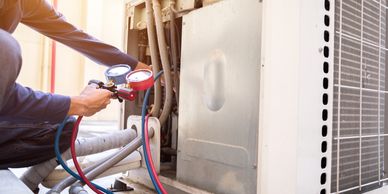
[118,88,136,101]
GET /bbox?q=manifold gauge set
[89,64,154,102]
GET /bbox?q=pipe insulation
[152,0,173,125]
[69,136,150,194]
[145,0,162,117]
[52,129,153,193]
[47,150,120,194]
[169,0,180,106]
[80,136,145,184]
[69,183,88,194]
[20,129,137,191]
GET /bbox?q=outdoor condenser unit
[180,0,388,193]
[123,0,388,193]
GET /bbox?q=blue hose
[141,71,164,194]
[54,116,113,194]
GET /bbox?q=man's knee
[0,29,22,111]
[0,29,21,70]
[0,29,21,53]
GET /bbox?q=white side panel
[297,0,334,193]
[258,0,333,193]
[258,0,301,193]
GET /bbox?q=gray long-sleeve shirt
[0,0,138,123]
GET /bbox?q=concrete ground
[366,186,388,194]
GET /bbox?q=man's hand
[68,84,112,116]
[135,62,152,70]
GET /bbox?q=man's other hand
[135,62,151,70]
[68,84,112,116]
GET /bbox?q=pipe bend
[69,183,89,194]
[145,0,162,117]
[152,0,173,125]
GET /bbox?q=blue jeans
[0,119,74,168]
[0,29,73,168]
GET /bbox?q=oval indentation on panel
[203,50,226,111]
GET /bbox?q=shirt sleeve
[0,83,70,124]
[19,0,138,69]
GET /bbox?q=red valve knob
[118,88,137,101]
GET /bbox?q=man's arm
[0,83,112,123]
[0,83,70,123]
[20,0,141,70]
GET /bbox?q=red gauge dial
[126,69,154,91]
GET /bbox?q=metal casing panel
[177,1,261,193]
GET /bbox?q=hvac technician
[0,0,148,168]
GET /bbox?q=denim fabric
[0,117,75,168]
[0,23,75,169]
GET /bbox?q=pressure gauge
[105,64,132,85]
[126,69,154,91]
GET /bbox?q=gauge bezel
[126,69,154,91]
[104,64,132,85]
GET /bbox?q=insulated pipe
[152,0,173,125]
[69,130,154,194]
[21,129,137,191]
[48,151,118,193]
[169,0,180,106]
[145,0,162,117]
[69,183,88,194]
[81,136,144,182]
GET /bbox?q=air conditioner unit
[123,0,388,193]
[177,0,334,193]
[259,0,388,193]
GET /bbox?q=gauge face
[107,66,130,76]
[105,64,132,85]
[126,69,154,91]
[127,70,152,82]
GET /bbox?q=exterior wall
[13,25,45,90]
[13,0,126,122]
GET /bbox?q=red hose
[71,116,103,194]
[145,114,168,194]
